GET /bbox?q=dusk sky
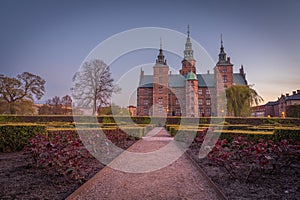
[1,0,299,107]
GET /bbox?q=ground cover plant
[187,124,300,199]
[0,121,143,199]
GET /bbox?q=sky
[0,0,299,107]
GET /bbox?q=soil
[0,140,135,200]
[187,143,300,200]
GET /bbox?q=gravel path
[67,127,221,200]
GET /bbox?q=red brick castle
[137,26,248,117]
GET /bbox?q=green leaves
[225,85,264,117]
[0,124,46,152]
[0,72,46,114]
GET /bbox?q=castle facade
[137,27,248,117]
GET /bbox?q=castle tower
[180,25,196,75]
[213,34,233,116]
[153,39,169,116]
[185,70,199,117]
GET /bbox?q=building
[127,105,137,116]
[251,105,266,117]
[265,90,300,117]
[136,26,248,117]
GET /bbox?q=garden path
[67,127,221,200]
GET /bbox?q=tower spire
[218,33,226,63]
[156,38,166,64]
[160,37,162,50]
[184,24,194,60]
[221,33,223,48]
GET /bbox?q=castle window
[158,86,163,94]
[198,89,202,95]
[206,89,210,95]
[175,99,179,105]
[222,66,227,73]
[143,108,148,115]
[206,108,211,115]
[223,75,228,83]
[158,97,163,104]
[176,108,181,115]
[144,99,148,105]
[198,99,203,105]
[144,89,148,95]
[158,106,163,113]
[199,108,203,115]
[206,99,211,105]
[159,77,163,83]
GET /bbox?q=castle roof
[186,71,197,80]
[138,73,247,88]
[286,93,300,101]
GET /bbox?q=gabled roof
[139,72,248,88]
[197,74,215,87]
[139,75,153,88]
[169,75,186,87]
[233,73,247,85]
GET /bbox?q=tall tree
[225,85,263,117]
[72,59,119,115]
[0,72,45,114]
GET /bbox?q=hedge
[1,115,300,126]
[168,127,299,143]
[0,124,47,152]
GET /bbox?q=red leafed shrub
[26,129,135,181]
[205,135,300,181]
[26,131,93,181]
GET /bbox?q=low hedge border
[1,115,300,126]
[0,123,154,152]
[166,126,300,143]
[0,124,47,152]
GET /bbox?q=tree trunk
[93,98,97,115]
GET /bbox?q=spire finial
[160,37,162,49]
[187,24,190,37]
[221,33,223,46]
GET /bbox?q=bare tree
[0,72,45,114]
[61,94,72,114]
[39,95,72,115]
[72,59,119,115]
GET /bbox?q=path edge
[184,152,228,200]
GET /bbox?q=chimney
[227,57,231,63]
[169,71,172,75]
[297,90,300,94]
[293,91,296,95]
[207,70,210,74]
[286,93,289,97]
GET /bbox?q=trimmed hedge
[0,124,47,152]
[1,115,300,126]
[167,124,300,143]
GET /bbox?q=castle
[137,27,248,117]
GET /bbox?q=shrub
[206,135,300,181]
[0,124,46,152]
[26,128,137,181]
[26,130,92,181]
